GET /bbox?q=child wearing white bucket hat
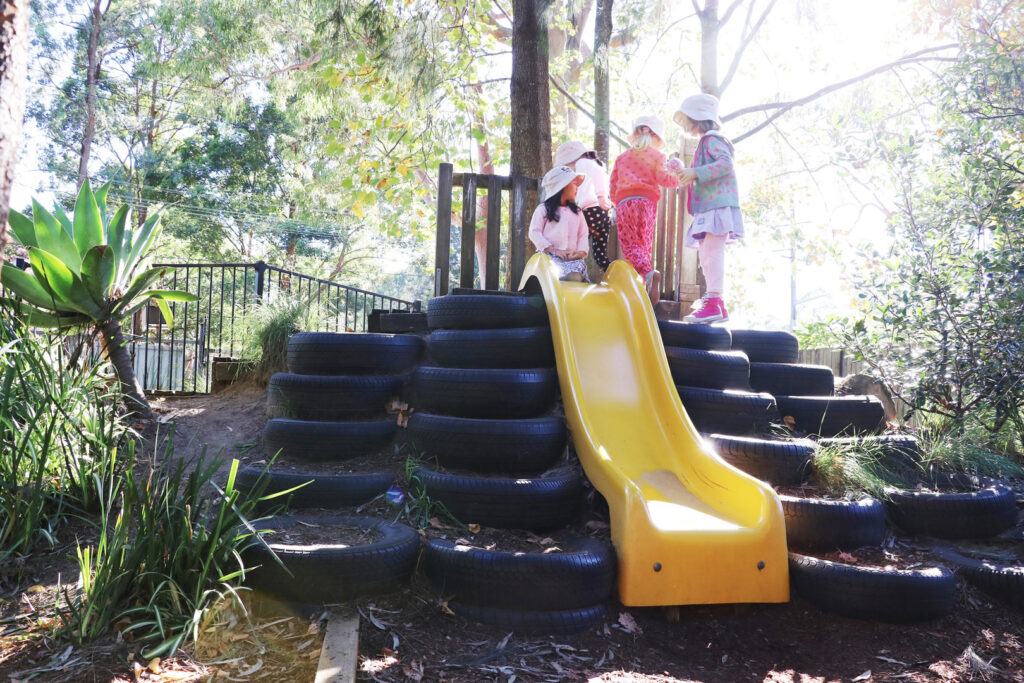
[609,115,681,304]
[529,165,591,282]
[670,93,743,324]
[555,141,613,270]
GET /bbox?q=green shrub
[236,295,326,385]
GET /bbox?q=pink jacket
[528,204,589,254]
[610,146,680,204]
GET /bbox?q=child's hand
[665,157,685,173]
[678,168,698,186]
[567,250,587,260]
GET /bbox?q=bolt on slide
[520,254,789,606]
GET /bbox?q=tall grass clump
[811,439,910,498]
[916,416,1024,479]
[0,303,131,563]
[237,294,326,385]
[60,432,274,658]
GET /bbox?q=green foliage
[0,304,132,562]
[915,415,1024,479]
[402,455,464,530]
[1,180,197,330]
[60,437,272,659]
[235,294,326,385]
[810,440,908,499]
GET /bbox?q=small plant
[810,439,909,499]
[402,455,464,530]
[60,431,276,659]
[915,417,1024,480]
[236,294,325,385]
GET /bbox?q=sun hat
[541,165,586,199]
[554,141,591,167]
[632,115,666,141]
[674,93,722,126]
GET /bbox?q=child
[609,115,680,304]
[670,93,743,324]
[555,141,613,270]
[529,165,590,282]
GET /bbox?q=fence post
[435,163,454,297]
[254,261,268,304]
[459,174,478,289]
[509,175,530,290]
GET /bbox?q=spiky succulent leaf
[81,245,115,307]
[72,180,104,257]
[94,180,112,227]
[0,297,91,329]
[124,213,162,276]
[107,204,130,284]
[27,248,103,318]
[110,266,167,317]
[31,200,82,272]
[7,209,37,248]
[52,205,73,235]
[153,297,173,327]
[0,265,82,313]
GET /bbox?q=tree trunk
[593,0,612,160]
[77,0,104,190]
[510,0,552,179]
[0,0,29,250]
[100,317,152,419]
[698,0,720,96]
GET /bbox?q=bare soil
[3,386,1024,682]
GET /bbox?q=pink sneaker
[684,297,728,324]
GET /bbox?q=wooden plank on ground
[315,607,360,683]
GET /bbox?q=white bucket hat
[541,165,585,199]
[632,115,666,141]
[674,93,722,126]
[554,141,591,167]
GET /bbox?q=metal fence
[122,261,418,394]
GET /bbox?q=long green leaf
[124,213,162,275]
[109,266,166,317]
[7,209,37,248]
[107,205,130,285]
[0,265,83,312]
[31,201,82,272]
[94,180,112,227]
[72,180,104,257]
[28,248,103,319]
[53,205,74,236]
[153,297,173,328]
[0,297,90,329]
[81,245,115,307]
[146,289,199,303]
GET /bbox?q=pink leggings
[616,197,658,277]
[698,233,726,296]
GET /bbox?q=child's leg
[583,206,611,270]
[616,199,656,276]
[698,232,727,297]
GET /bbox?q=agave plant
[0,180,197,417]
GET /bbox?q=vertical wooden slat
[486,175,502,291]
[655,191,667,276]
[435,163,453,297]
[460,174,478,289]
[665,187,678,299]
[509,175,530,290]
[674,188,686,301]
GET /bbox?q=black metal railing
[126,261,418,394]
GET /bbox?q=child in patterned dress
[529,166,590,282]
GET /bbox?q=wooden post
[435,163,454,297]
[485,175,502,290]
[459,174,478,289]
[509,174,530,290]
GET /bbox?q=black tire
[775,395,886,437]
[412,367,558,419]
[450,603,606,635]
[885,475,1018,539]
[423,537,615,610]
[286,332,424,375]
[749,362,834,397]
[241,515,419,604]
[705,434,813,485]
[788,552,956,622]
[780,495,887,551]
[263,418,397,461]
[676,386,779,435]
[664,347,750,390]
[267,373,404,421]
[934,547,1024,610]
[236,467,394,509]
[729,329,800,363]
[657,320,732,351]
[427,294,548,330]
[379,312,429,334]
[427,327,555,369]
[406,413,565,474]
[815,434,922,472]
[411,465,582,529]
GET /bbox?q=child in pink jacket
[609,115,680,303]
[529,166,590,282]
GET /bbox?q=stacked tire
[239,332,425,608]
[412,292,614,632]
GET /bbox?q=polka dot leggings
[616,197,657,277]
[582,206,612,270]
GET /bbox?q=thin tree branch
[719,0,777,95]
[719,0,748,27]
[548,74,631,146]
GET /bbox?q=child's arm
[528,207,553,254]
[652,152,681,188]
[692,136,734,183]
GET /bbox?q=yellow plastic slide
[520,255,789,606]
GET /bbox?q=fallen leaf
[468,524,481,533]
[402,659,425,681]
[26,585,46,594]
[838,551,858,563]
[618,612,642,634]
[428,518,447,530]
[783,415,796,429]
[147,657,161,673]
[381,647,395,656]
[440,601,455,616]
[852,671,872,682]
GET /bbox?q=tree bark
[698,0,720,96]
[77,0,104,190]
[0,0,29,250]
[510,0,552,180]
[100,317,152,419]
[593,0,612,160]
